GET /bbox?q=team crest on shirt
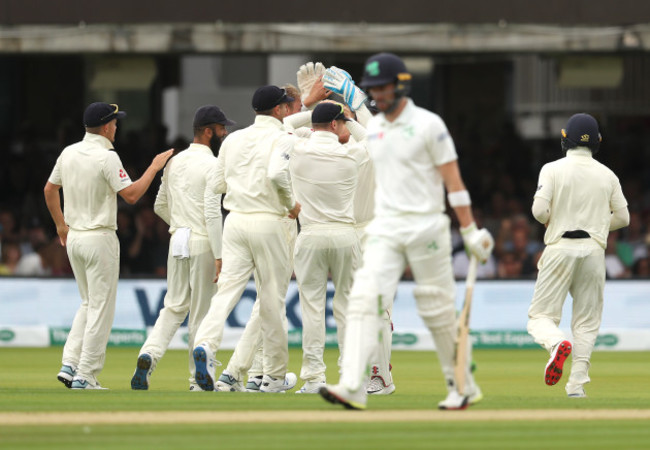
[403,126,415,138]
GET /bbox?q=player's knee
[413,285,455,328]
[348,269,383,317]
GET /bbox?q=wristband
[447,190,471,207]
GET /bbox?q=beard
[209,134,222,155]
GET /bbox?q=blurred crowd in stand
[1,118,649,280]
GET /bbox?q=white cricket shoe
[57,364,76,389]
[367,376,396,395]
[189,382,204,391]
[467,385,483,405]
[319,384,367,410]
[567,386,587,398]
[71,378,108,390]
[193,343,221,391]
[245,375,263,392]
[295,380,326,394]
[215,371,245,392]
[438,390,469,410]
[131,353,153,390]
[260,372,297,393]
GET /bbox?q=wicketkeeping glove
[460,222,494,263]
[297,62,326,104]
[322,66,367,111]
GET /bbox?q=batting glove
[460,222,494,263]
[322,66,367,111]
[297,62,326,104]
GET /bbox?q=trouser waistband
[562,230,590,239]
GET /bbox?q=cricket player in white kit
[130,105,235,391]
[44,102,172,389]
[319,53,494,410]
[290,102,366,393]
[527,113,629,398]
[192,86,301,392]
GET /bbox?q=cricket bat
[454,255,478,396]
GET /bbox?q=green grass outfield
[0,347,649,449]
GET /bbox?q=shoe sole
[193,347,214,391]
[438,396,469,411]
[57,373,73,389]
[131,354,152,390]
[545,341,572,386]
[319,387,366,410]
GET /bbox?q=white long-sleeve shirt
[534,148,628,248]
[283,112,374,225]
[154,143,223,259]
[215,115,296,216]
[48,132,133,231]
[290,131,366,227]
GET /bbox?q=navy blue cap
[193,105,236,127]
[83,102,126,127]
[252,85,295,112]
[311,102,350,124]
[562,113,601,150]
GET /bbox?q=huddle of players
[51,52,628,409]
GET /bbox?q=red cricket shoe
[545,340,572,386]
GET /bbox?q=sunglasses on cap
[100,104,120,122]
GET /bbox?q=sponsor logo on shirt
[368,132,384,141]
[119,169,130,181]
[437,132,450,142]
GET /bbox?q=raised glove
[297,62,326,104]
[460,222,494,263]
[322,66,367,111]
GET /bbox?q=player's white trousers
[294,223,361,383]
[340,214,467,393]
[63,228,119,385]
[356,222,393,386]
[527,239,605,391]
[140,235,217,384]
[194,212,296,379]
[225,294,291,381]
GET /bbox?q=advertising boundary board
[1,278,649,350]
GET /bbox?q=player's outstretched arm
[119,149,173,204]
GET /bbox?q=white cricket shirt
[366,99,457,217]
[290,131,365,227]
[215,115,296,216]
[534,148,628,248]
[154,143,223,259]
[48,132,133,231]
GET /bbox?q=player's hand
[322,66,367,111]
[302,77,331,109]
[151,149,174,171]
[213,259,222,283]
[460,222,494,263]
[56,224,69,247]
[288,201,301,219]
[297,62,326,104]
